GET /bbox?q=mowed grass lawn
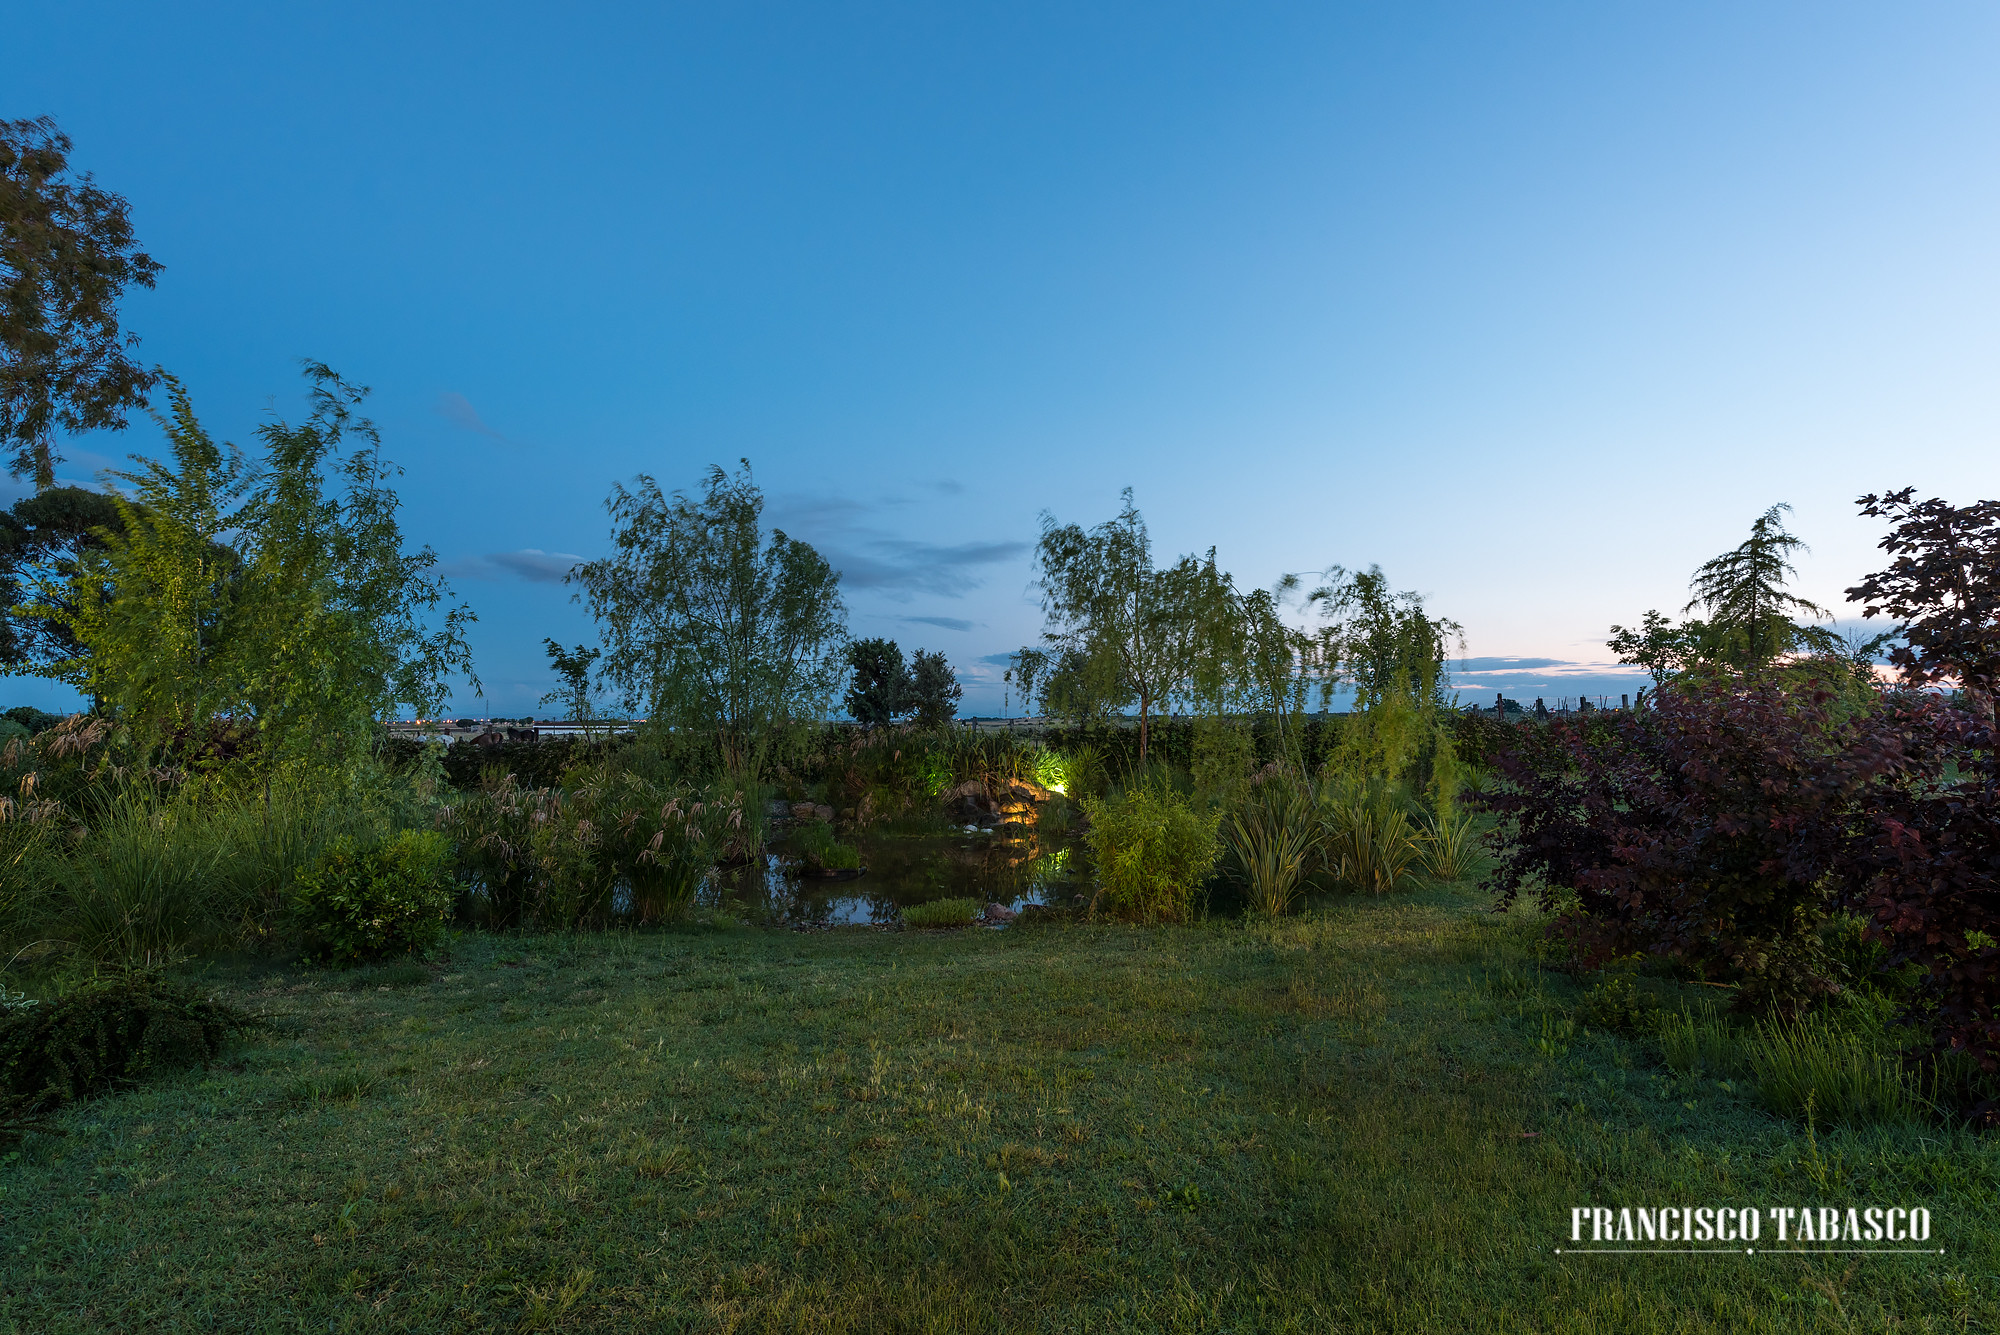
[6,884,1997,1333]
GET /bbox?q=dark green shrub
[1576,974,1661,1035]
[0,975,253,1123]
[292,830,454,965]
[3,706,62,736]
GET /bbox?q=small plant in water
[793,821,861,873]
[902,898,979,929]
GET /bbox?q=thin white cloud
[436,392,514,444]
[440,549,583,583]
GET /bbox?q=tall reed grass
[10,784,386,968]
[1749,1013,1928,1125]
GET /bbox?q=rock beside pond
[983,902,1019,924]
[943,780,997,825]
[768,800,836,826]
[1004,778,1052,805]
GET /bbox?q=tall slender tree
[907,649,962,731]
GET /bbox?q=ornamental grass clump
[1080,785,1221,923]
[1224,774,1317,916]
[1749,1011,1927,1126]
[1417,807,1483,882]
[1319,777,1423,895]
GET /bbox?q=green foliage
[1224,775,1316,916]
[843,637,908,728]
[15,367,477,767]
[1,723,426,969]
[901,896,979,928]
[1310,566,1460,712]
[1576,973,1662,1035]
[26,377,245,744]
[1320,777,1422,895]
[1657,1005,1743,1076]
[1684,503,1840,670]
[0,116,163,489]
[440,769,743,930]
[230,365,478,764]
[0,974,251,1121]
[0,487,124,674]
[539,638,602,733]
[1417,807,1483,882]
[1080,784,1221,923]
[1023,489,1236,763]
[1748,1012,1926,1126]
[291,830,454,966]
[1190,717,1255,804]
[1657,998,1930,1127]
[906,648,962,731]
[4,705,62,734]
[1030,744,1100,798]
[792,820,861,873]
[1223,579,1329,774]
[572,461,845,779]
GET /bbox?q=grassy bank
[5,883,1995,1333]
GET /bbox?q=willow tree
[1023,490,1234,766]
[571,461,845,777]
[1310,566,1464,816]
[1225,575,1331,775]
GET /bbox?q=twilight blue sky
[9,2,2000,716]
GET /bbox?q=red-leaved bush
[1484,676,1921,1012]
[1839,709,2000,1080]
[1486,676,2000,1086]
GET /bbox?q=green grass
[4,883,1997,1332]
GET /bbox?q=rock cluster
[942,778,1051,831]
[767,800,835,827]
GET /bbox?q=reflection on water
[709,824,1085,927]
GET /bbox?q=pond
[710,822,1087,928]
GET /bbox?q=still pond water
[711,824,1086,927]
